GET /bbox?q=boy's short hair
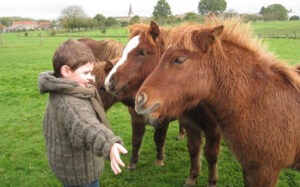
[53,39,97,77]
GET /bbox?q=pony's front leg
[203,122,221,187]
[153,120,170,166]
[127,107,146,170]
[183,123,202,187]
[242,163,280,187]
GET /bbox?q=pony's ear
[104,61,114,74]
[212,25,224,38]
[192,25,224,53]
[149,20,160,41]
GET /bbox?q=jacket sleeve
[61,98,123,159]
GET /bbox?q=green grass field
[252,20,300,36]
[0,21,300,187]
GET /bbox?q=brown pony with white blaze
[79,38,168,171]
[104,22,221,186]
[135,17,300,187]
[103,24,187,169]
[78,38,187,175]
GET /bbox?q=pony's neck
[207,39,300,125]
[207,42,258,123]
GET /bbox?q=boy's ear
[61,65,70,78]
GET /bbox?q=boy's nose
[88,74,95,82]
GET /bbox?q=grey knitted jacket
[38,71,122,186]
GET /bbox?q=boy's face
[66,62,95,87]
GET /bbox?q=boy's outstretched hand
[110,143,128,175]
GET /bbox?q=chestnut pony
[78,38,186,174]
[135,17,300,187]
[104,22,221,186]
[78,38,122,109]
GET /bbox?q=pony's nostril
[136,92,147,106]
[150,103,161,113]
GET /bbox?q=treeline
[1,0,299,31]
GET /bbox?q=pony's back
[78,38,123,62]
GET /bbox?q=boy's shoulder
[50,92,86,103]
[50,93,92,111]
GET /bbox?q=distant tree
[105,17,119,27]
[290,15,300,21]
[241,14,263,22]
[181,12,205,23]
[184,12,198,21]
[0,18,11,27]
[152,0,172,19]
[120,21,129,27]
[198,0,226,15]
[259,6,266,15]
[129,15,140,25]
[81,17,97,30]
[262,4,288,21]
[59,5,88,30]
[166,15,177,25]
[93,14,106,28]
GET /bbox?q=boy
[38,39,127,187]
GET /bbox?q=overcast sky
[0,0,299,20]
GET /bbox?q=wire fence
[257,33,300,39]
[0,34,128,48]
[0,32,299,48]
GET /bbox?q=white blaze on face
[104,35,140,89]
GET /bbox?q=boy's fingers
[119,146,128,154]
[110,144,128,174]
[114,150,125,167]
[111,159,121,174]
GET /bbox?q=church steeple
[128,3,134,17]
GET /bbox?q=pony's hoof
[183,177,197,187]
[207,184,217,187]
[155,159,164,166]
[207,178,217,187]
[127,163,136,171]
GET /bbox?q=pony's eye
[173,56,186,64]
[139,50,148,56]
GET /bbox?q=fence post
[0,35,2,47]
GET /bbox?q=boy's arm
[62,100,123,159]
